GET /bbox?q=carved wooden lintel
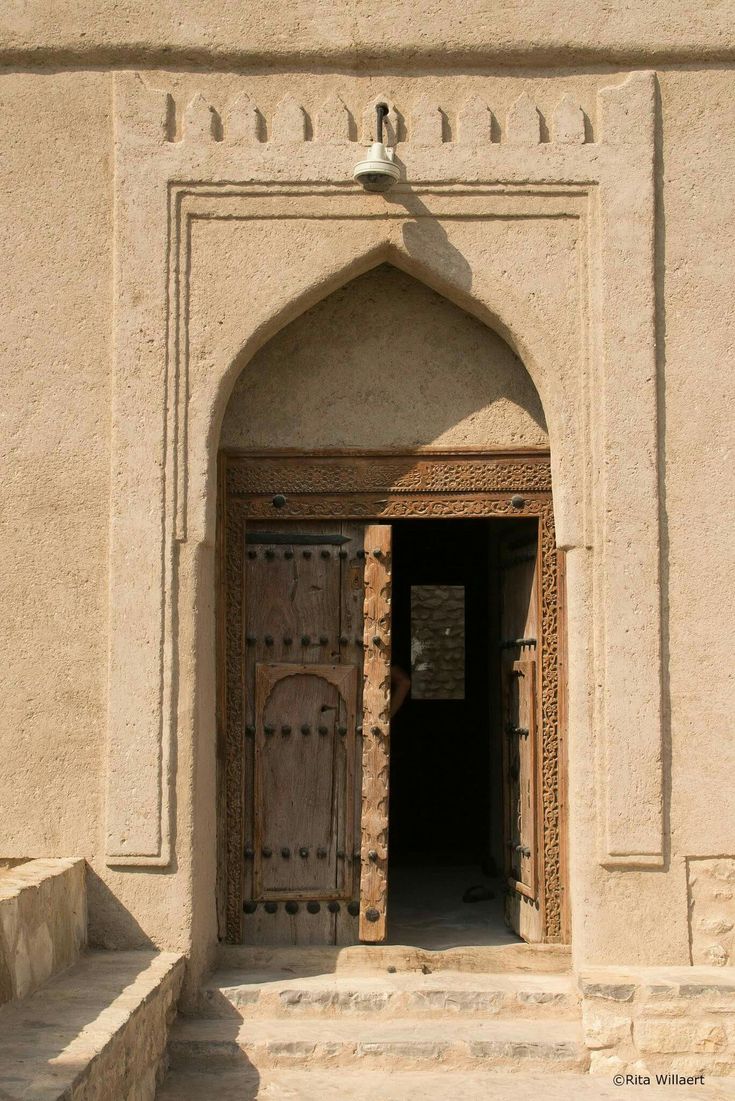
[225,450,552,501]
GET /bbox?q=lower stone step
[158,1067,659,1100]
[217,941,571,975]
[0,949,184,1101]
[168,1016,589,1072]
[198,968,578,1019]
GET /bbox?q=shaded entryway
[217,263,564,948]
[387,518,539,948]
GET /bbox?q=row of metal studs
[244,725,382,738]
[244,724,357,736]
[245,635,384,645]
[246,548,385,560]
[243,900,360,915]
[247,549,351,560]
[245,847,361,860]
[245,635,365,645]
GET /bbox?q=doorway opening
[218,450,566,947]
[388,518,538,948]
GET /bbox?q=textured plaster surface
[220,265,548,451]
[0,70,195,957]
[0,20,732,997]
[106,66,667,979]
[2,2,735,63]
[0,858,85,1005]
[0,73,110,860]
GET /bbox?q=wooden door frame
[217,447,569,944]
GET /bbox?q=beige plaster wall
[662,71,735,861]
[0,45,733,972]
[0,72,195,954]
[220,264,548,452]
[1,1,733,63]
[0,72,110,858]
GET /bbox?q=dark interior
[389,519,496,866]
[387,517,536,946]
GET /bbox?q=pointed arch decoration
[107,72,663,889]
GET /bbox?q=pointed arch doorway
[217,449,568,948]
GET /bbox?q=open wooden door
[358,524,392,942]
[498,523,544,942]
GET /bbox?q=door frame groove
[217,448,569,944]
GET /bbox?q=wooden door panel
[499,528,543,942]
[243,899,336,945]
[242,522,359,943]
[221,452,562,947]
[245,528,343,668]
[503,657,538,897]
[336,523,366,944]
[254,663,356,898]
[359,524,392,943]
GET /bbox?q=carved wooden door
[241,520,391,945]
[499,525,543,942]
[358,523,392,942]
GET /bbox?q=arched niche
[220,263,548,453]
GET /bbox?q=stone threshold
[217,940,571,975]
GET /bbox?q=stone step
[217,941,571,975]
[0,949,184,1100]
[0,857,86,1007]
[197,967,579,1019]
[168,1015,589,1072]
[158,1067,735,1101]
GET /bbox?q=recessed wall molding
[107,70,663,878]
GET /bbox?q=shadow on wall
[220,262,548,453]
[396,190,474,299]
[86,869,156,950]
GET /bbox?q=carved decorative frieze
[119,79,597,148]
[225,453,552,499]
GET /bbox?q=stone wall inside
[0,8,733,979]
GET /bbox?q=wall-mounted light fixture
[353,103,401,193]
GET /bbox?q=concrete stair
[195,966,579,1019]
[158,948,589,1097]
[0,949,184,1100]
[0,858,185,1101]
[169,1014,587,1071]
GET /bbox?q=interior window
[410,585,465,700]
